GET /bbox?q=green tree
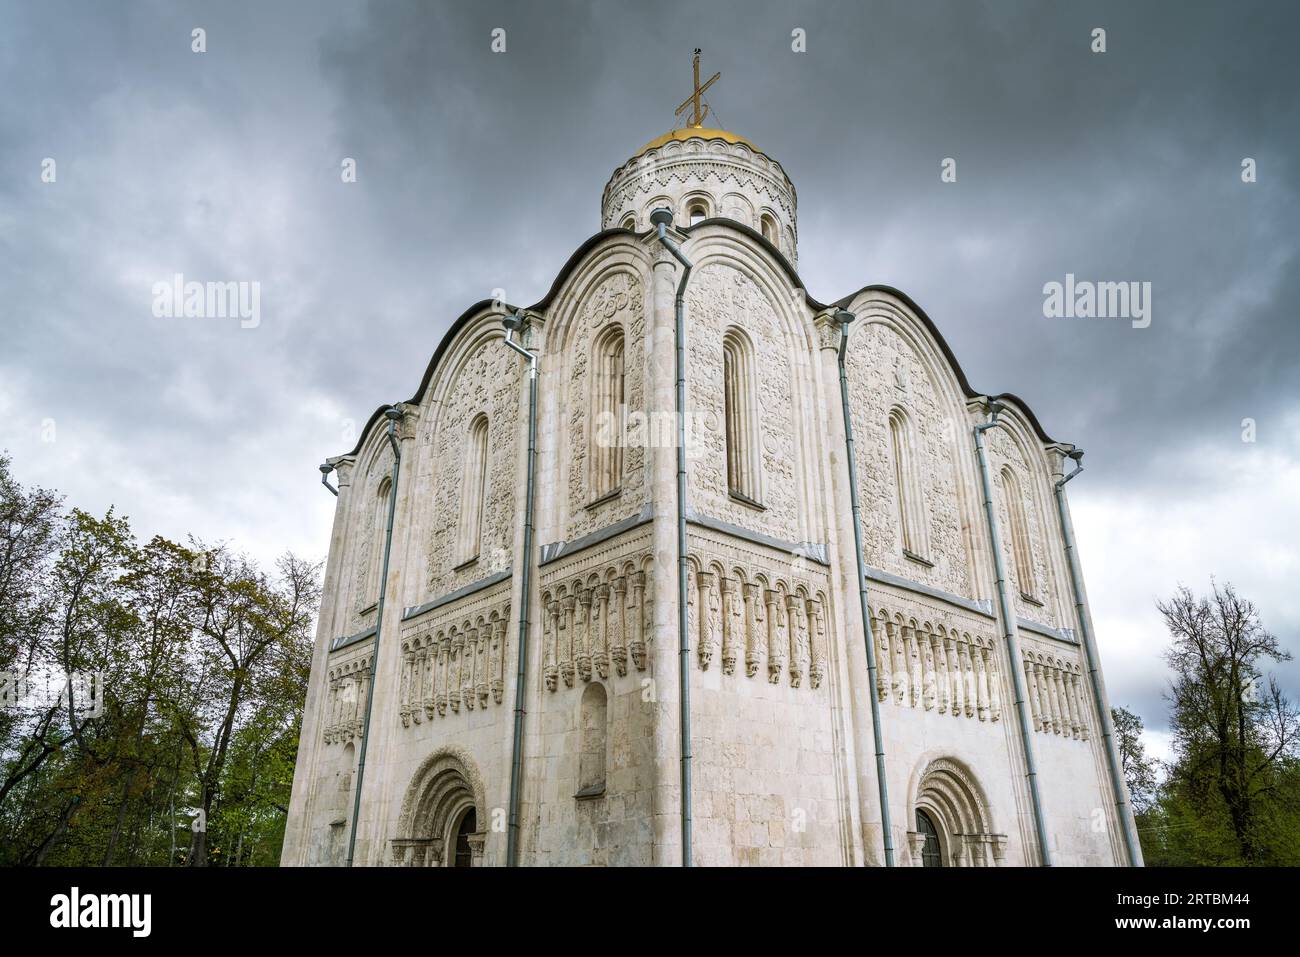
[1156,582,1299,864]
[1112,705,1158,815]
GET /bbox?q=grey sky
[2,0,1297,757]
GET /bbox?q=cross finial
[674,48,720,128]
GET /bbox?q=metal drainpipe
[651,207,694,867]
[1054,450,1144,866]
[501,311,538,867]
[973,401,1053,866]
[346,406,403,867]
[833,310,896,867]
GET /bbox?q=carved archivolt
[870,605,1001,723]
[909,756,1006,867]
[391,746,486,867]
[397,594,511,725]
[323,649,373,746]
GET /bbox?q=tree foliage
[0,453,319,866]
[1126,582,1300,866]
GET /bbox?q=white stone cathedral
[282,106,1141,867]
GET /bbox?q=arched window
[577,683,608,798]
[760,213,778,245]
[722,328,761,506]
[1000,466,1037,600]
[688,200,708,226]
[888,407,929,561]
[366,477,392,603]
[590,326,625,502]
[620,214,636,231]
[456,414,489,566]
[916,809,943,867]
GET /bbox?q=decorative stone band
[869,607,1002,723]
[1019,636,1092,741]
[541,554,654,690]
[322,650,373,746]
[395,596,512,726]
[685,532,831,690]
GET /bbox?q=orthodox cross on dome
[674,48,720,128]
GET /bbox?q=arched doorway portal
[391,748,487,866]
[908,757,1007,866]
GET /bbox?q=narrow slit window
[888,407,929,560]
[457,414,489,566]
[723,329,760,505]
[367,476,392,604]
[1000,465,1036,599]
[590,326,625,501]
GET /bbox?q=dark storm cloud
[2,0,1297,744]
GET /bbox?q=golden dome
[636,127,759,156]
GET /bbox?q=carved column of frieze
[610,578,628,677]
[1023,656,1040,730]
[412,645,426,724]
[807,598,826,690]
[904,625,922,708]
[475,624,490,707]
[699,571,719,671]
[436,636,450,716]
[449,633,463,713]
[326,677,339,742]
[743,583,764,679]
[959,639,976,717]
[1039,662,1055,733]
[973,642,989,721]
[560,595,576,688]
[888,621,906,704]
[544,601,559,692]
[492,617,507,704]
[399,651,412,727]
[629,571,647,671]
[945,634,963,717]
[764,589,784,684]
[1073,671,1090,739]
[1056,667,1072,736]
[875,614,890,702]
[353,667,368,738]
[576,588,593,683]
[1057,665,1076,737]
[921,626,937,710]
[464,628,479,711]
[721,577,741,676]
[933,632,949,714]
[594,583,610,679]
[983,643,1002,721]
[786,595,806,688]
[1045,663,1061,734]
[424,637,437,717]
